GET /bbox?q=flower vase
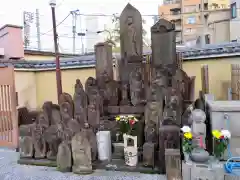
[96,131,112,161]
[211,156,222,169]
[123,134,138,167]
[184,152,192,165]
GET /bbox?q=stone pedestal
[182,161,225,180]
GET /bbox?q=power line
[40,13,71,36]
[74,8,230,17]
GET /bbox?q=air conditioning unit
[0,48,4,56]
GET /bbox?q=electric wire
[40,13,71,36]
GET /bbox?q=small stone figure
[159,117,180,174]
[57,141,72,172]
[87,101,100,131]
[85,77,98,95]
[73,79,88,125]
[72,131,93,174]
[88,88,104,117]
[33,112,48,159]
[19,124,35,158]
[81,128,98,161]
[125,16,138,57]
[98,71,119,106]
[189,109,209,163]
[120,83,131,105]
[130,70,144,106]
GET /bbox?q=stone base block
[18,157,57,167]
[95,159,160,174]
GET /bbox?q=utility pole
[36,9,41,50]
[78,13,85,54]
[200,0,205,47]
[71,11,77,54]
[49,0,62,103]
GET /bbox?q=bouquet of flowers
[181,126,194,154]
[115,115,139,136]
[212,129,231,159]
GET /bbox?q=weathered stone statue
[87,88,103,118]
[73,79,88,125]
[159,117,180,174]
[145,102,162,129]
[57,140,72,172]
[98,71,119,106]
[72,131,93,174]
[190,109,209,163]
[120,3,142,62]
[19,124,35,158]
[81,128,97,161]
[126,16,137,57]
[130,70,144,106]
[43,102,64,160]
[85,77,98,95]
[120,83,131,105]
[33,112,48,159]
[87,100,100,131]
[59,93,74,116]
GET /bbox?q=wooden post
[231,64,240,100]
[165,149,182,180]
[201,64,209,94]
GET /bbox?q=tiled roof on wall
[1,41,240,71]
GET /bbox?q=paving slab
[0,148,166,180]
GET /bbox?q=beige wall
[182,57,239,100]
[15,56,240,109]
[15,71,37,109]
[35,68,95,108]
[24,54,55,61]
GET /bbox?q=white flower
[181,126,191,133]
[221,129,231,139]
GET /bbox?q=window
[186,16,196,24]
[231,2,237,19]
[171,10,181,15]
[185,28,196,34]
[184,5,197,13]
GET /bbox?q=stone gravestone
[165,149,181,180]
[57,141,72,172]
[71,132,93,174]
[119,3,143,105]
[119,3,142,64]
[151,19,176,68]
[19,124,35,158]
[33,112,48,159]
[73,79,88,126]
[95,42,114,82]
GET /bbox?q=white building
[85,16,105,53]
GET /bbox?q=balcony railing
[163,0,181,5]
[175,25,182,32]
[170,14,181,21]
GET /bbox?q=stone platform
[182,161,240,180]
[18,158,160,174]
[0,148,164,180]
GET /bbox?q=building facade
[158,0,230,45]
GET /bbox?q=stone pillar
[94,42,113,81]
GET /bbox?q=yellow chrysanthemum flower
[212,130,222,139]
[115,116,120,121]
[184,132,192,139]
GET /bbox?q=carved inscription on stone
[72,132,93,174]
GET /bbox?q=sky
[0,0,162,53]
